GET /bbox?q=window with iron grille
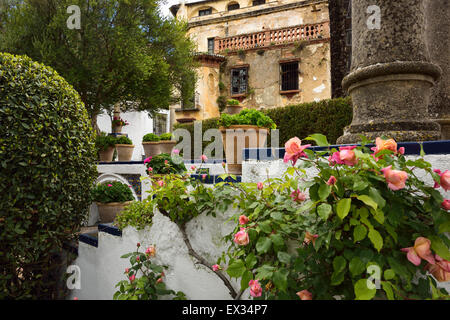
[199,8,212,16]
[280,62,299,91]
[231,68,248,95]
[207,38,215,54]
[252,0,265,6]
[228,3,240,11]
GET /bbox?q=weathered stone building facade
[169,0,332,128]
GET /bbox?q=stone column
[425,0,450,139]
[337,0,442,144]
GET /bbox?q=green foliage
[265,97,352,145]
[114,244,186,300]
[96,132,117,151]
[114,199,154,230]
[217,96,227,113]
[0,0,197,121]
[218,81,226,92]
[218,109,277,130]
[0,52,97,299]
[91,181,134,203]
[210,135,450,300]
[115,136,133,145]
[146,153,186,175]
[159,133,173,141]
[142,133,161,142]
[227,99,240,106]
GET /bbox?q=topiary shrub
[115,135,133,145]
[142,133,160,142]
[159,133,173,141]
[91,181,134,204]
[0,53,97,299]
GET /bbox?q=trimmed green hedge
[173,97,352,158]
[265,97,352,146]
[0,53,97,299]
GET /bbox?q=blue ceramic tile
[98,223,122,237]
[79,233,98,248]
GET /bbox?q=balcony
[214,21,330,53]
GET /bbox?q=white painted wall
[70,209,242,300]
[97,110,170,161]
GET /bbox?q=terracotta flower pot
[225,104,243,115]
[116,144,134,161]
[96,201,133,223]
[142,142,161,158]
[159,140,177,154]
[98,146,115,162]
[112,125,123,133]
[219,125,268,175]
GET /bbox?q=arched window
[228,2,240,11]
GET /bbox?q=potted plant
[112,116,129,133]
[96,132,117,162]
[224,99,243,115]
[115,136,134,161]
[91,181,134,223]
[158,133,177,154]
[142,133,161,158]
[144,153,187,189]
[218,109,276,175]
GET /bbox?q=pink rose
[144,157,152,164]
[73,297,78,300]
[290,189,306,203]
[440,170,450,191]
[146,246,156,257]
[372,137,398,155]
[296,290,312,300]
[401,237,435,266]
[442,200,450,211]
[147,167,153,172]
[136,256,140,262]
[234,227,249,246]
[125,268,129,273]
[129,274,135,282]
[157,180,164,187]
[257,182,263,190]
[381,166,408,191]
[326,176,337,185]
[222,162,226,168]
[239,215,249,225]
[172,149,180,154]
[398,147,405,155]
[329,146,357,166]
[108,184,112,187]
[191,165,196,171]
[201,174,207,180]
[283,137,311,166]
[164,160,168,165]
[156,278,163,284]
[137,242,140,247]
[249,280,262,298]
[212,264,220,271]
[426,255,450,282]
[201,154,208,162]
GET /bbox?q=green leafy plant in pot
[112,116,129,133]
[158,133,177,154]
[115,136,134,161]
[218,109,276,175]
[91,181,135,223]
[142,133,161,158]
[96,132,117,162]
[144,153,187,189]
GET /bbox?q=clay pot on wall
[159,140,177,154]
[224,104,243,115]
[96,201,133,223]
[219,125,268,175]
[116,144,134,161]
[142,142,161,158]
[98,146,115,162]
